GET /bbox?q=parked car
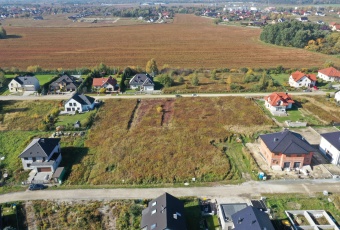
[175,94,182,98]
[192,94,198,97]
[28,184,46,191]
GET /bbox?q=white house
[318,67,340,82]
[335,91,340,102]
[8,76,40,93]
[129,73,154,91]
[289,71,316,88]
[19,138,62,173]
[264,92,294,115]
[319,132,340,166]
[64,93,95,114]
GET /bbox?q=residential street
[0,179,339,203]
[0,90,326,101]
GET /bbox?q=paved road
[0,179,339,203]
[0,91,326,101]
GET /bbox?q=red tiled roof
[92,76,117,87]
[330,22,337,26]
[334,25,340,30]
[318,67,340,78]
[291,71,316,82]
[265,92,294,107]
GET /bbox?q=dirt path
[25,201,37,230]
[161,99,175,127]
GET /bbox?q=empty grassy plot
[0,100,59,131]
[56,110,96,129]
[66,97,273,185]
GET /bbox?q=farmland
[66,97,274,185]
[1,14,339,70]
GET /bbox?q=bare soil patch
[1,14,338,69]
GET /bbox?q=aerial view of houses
[1,1,340,230]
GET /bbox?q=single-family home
[64,93,95,114]
[289,71,316,88]
[129,73,154,91]
[231,206,275,230]
[319,131,340,165]
[297,16,308,22]
[335,91,340,102]
[264,92,294,115]
[317,67,340,82]
[218,203,248,230]
[259,129,315,170]
[49,75,82,92]
[331,23,340,32]
[141,192,186,230]
[8,75,40,93]
[18,138,61,173]
[92,76,118,92]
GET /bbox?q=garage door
[38,167,51,172]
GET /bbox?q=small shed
[52,167,66,184]
[74,120,81,128]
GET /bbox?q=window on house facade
[27,164,31,168]
[32,157,36,162]
[73,103,76,106]
[72,108,75,111]
[24,157,28,160]
[69,103,72,106]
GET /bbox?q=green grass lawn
[56,111,95,127]
[204,215,220,230]
[271,73,289,86]
[183,198,201,230]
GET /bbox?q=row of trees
[260,21,328,48]
[306,33,340,55]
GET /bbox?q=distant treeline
[260,21,340,55]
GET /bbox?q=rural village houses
[19,138,62,173]
[49,74,82,92]
[129,73,155,91]
[259,129,315,170]
[92,76,118,92]
[288,71,316,88]
[319,131,340,166]
[8,75,40,93]
[64,93,96,114]
[317,67,340,82]
[264,92,294,116]
[141,192,186,230]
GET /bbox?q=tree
[146,58,158,75]
[178,76,184,83]
[158,74,173,87]
[27,65,42,73]
[191,74,199,86]
[0,71,5,87]
[0,26,6,39]
[119,68,130,92]
[227,76,232,85]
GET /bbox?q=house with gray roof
[64,92,96,114]
[259,129,315,170]
[19,138,61,173]
[129,73,154,91]
[8,75,40,93]
[218,203,248,230]
[231,206,275,230]
[141,192,186,230]
[49,75,82,92]
[319,131,340,166]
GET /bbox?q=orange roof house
[289,71,316,88]
[92,76,118,91]
[264,92,294,115]
[318,67,340,82]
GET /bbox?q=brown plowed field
[1,14,339,69]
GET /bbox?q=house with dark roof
[218,203,248,230]
[319,131,340,166]
[264,92,294,115]
[64,93,95,114]
[129,73,154,91]
[8,75,40,93]
[49,75,82,92]
[92,76,118,92]
[318,67,340,82]
[289,71,316,88]
[18,138,61,173]
[259,130,315,170]
[231,206,275,230]
[140,192,186,230]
